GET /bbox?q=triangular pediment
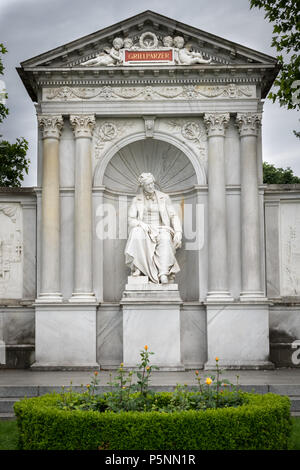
[20,10,277,69]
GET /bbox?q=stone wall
[0,188,36,368]
[265,184,300,367]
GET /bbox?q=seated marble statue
[81,37,124,66]
[125,173,182,284]
[173,36,212,65]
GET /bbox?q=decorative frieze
[236,113,262,137]
[0,203,23,298]
[166,118,207,167]
[38,114,64,139]
[70,114,96,138]
[43,84,255,102]
[93,120,135,159]
[204,113,230,137]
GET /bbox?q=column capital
[38,114,64,140]
[70,114,95,138]
[204,113,230,137]
[236,113,262,137]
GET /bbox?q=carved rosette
[236,113,262,137]
[70,114,95,138]
[204,113,230,137]
[38,114,64,139]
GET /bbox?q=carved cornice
[204,113,230,137]
[236,113,262,137]
[70,114,96,138]
[38,114,64,139]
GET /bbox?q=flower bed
[14,392,291,450]
[14,349,292,450]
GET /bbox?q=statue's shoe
[160,275,168,284]
[132,268,141,277]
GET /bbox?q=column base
[240,292,268,302]
[69,293,97,303]
[36,293,63,303]
[206,291,233,303]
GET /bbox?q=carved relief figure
[173,36,212,65]
[82,37,124,66]
[125,173,182,284]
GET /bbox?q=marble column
[204,113,232,301]
[37,115,63,302]
[236,113,264,299]
[69,114,96,302]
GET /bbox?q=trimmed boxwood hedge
[14,392,291,450]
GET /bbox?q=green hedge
[14,392,291,450]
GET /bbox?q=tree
[250,0,300,111]
[0,43,30,187]
[263,161,300,183]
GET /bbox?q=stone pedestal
[32,304,99,370]
[205,302,274,369]
[121,276,184,370]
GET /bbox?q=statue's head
[124,37,133,49]
[138,173,155,194]
[163,36,173,47]
[173,36,184,49]
[112,37,124,50]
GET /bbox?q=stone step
[290,397,300,412]
[0,398,19,413]
[0,413,15,420]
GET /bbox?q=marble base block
[32,304,99,370]
[205,302,274,370]
[122,277,183,370]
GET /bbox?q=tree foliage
[0,43,30,187]
[263,161,300,184]
[250,0,300,110]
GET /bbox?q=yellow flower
[144,345,148,351]
[122,386,126,389]
[120,363,124,368]
[146,366,150,371]
[205,377,212,385]
[86,384,90,388]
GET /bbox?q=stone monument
[0,11,299,371]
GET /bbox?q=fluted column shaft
[37,115,63,301]
[70,114,95,302]
[237,113,263,298]
[204,113,232,301]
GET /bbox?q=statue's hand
[139,221,150,232]
[173,232,182,249]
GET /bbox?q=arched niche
[95,137,200,302]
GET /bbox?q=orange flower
[144,345,148,351]
[195,370,199,376]
[205,377,212,385]
[215,357,219,362]
[94,371,98,376]
[146,366,150,371]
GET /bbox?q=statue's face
[143,180,155,194]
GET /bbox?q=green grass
[0,418,299,450]
[0,420,18,450]
[289,418,300,450]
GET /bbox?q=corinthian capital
[38,114,64,139]
[204,113,230,137]
[236,113,262,137]
[70,114,95,138]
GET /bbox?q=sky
[0,0,299,186]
